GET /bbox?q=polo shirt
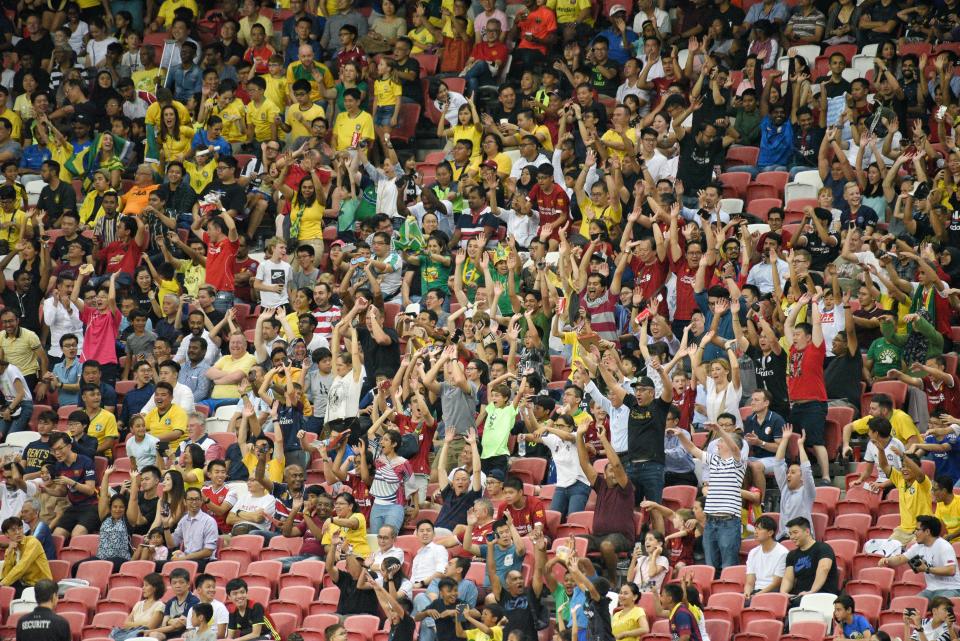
[757,116,794,167]
[145,404,188,449]
[888,468,932,533]
[79,307,122,365]
[86,408,118,456]
[849,409,920,444]
[743,410,786,458]
[0,328,42,376]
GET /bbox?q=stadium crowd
[2,0,960,639]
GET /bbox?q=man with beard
[175,310,222,367]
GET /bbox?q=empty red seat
[750,593,789,618]
[510,457,548,485]
[242,560,283,597]
[82,611,126,638]
[218,534,264,572]
[743,618,782,638]
[725,146,759,167]
[75,560,112,596]
[754,171,789,196]
[309,586,341,615]
[719,172,752,199]
[791,619,827,641]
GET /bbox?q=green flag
[395,216,426,253]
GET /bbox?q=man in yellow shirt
[245,77,280,145]
[285,44,334,103]
[153,0,199,30]
[81,383,119,459]
[200,82,246,148]
[0,311,45,389]
[145,382,188,450]
[874,431,932,545]
[842,392,922,458]
[0,88,22,142]
[934,477,960,541]
[205,333,259,408]
[1,517,52,591]
[281,79,326,144]
[332,88,375,151]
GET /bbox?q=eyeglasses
[185,496,202,501]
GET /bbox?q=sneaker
[814,478,832,487]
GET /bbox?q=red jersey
[335,46,369,72]
[630,255,669,316]
[202,484,233,534]
[671,386,697,430]
[787,340,827,402]
[313,304,342,337]
[496,496,546,536]
[203,232,239,292]
[470,41,508,66]
[344,472,373,520]
[458,519,494,557]
[671,258,711,322]
[233,256,258,304]
[515,7,557,55]
[102,237,144,274]
[394,414,437,475]
[924,374,960,417]
[243,45,275,74]
[527,183,570,241]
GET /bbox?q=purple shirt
[172,510,219,558]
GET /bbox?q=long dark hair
[296,174,318,207]
[158,105,182,142]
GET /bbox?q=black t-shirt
[586,593,615,641]
[227,602,278,638]
[15,606,71,641]
[714,3,745,30]
[38,182,78,225]
[133,492,159,535]
[803,232,840,272]
[693,88,730,131]
[388,614,415,641]
[428,598,467,641]
[623,395,670,465]
[334,570,380,616]
[824,351,862,409]
[51,233,92,263]
[677,134,721,193]
[397,57,422,103]
[590,61,621,97]
[747,346,789,416]
[498,587,541,641]
[200,180,246,217]
[815,76,852,99]
[21,438,51,474]
[14,34,54,64]
[74,99,107,132]
[785,541,839,595]
[357,326,400,386]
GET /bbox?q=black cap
[635,376,656,389]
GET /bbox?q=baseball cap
[330,239,345,248]
[73,113,92,126]
[404,303,421,315]
[609,4,626,16]
[482,160,498,170]
[487,469,506,482]
[634,376,656,389]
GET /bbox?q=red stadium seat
[706,592,745,627]
[791,619,827,641]
[270,612,298,641]
[242,560,283,596]
[260,536,305,561]
[704,619,732,641]
[743,618,783,638]
[389,104,421,145]
[109,560,156,590]
[718,564,746,585]
[718,172,752,199]
[60,610,87,641]
[218,535,264,572]
[510,457,548,485]
[205,560,242,583]
[83,611,127,638]
[754,171,789,197]
[745,198,783,218]
[345,614,381,641]
[750,592,789,619]
[725,146,759,168]
[309,586,341,615]
[75,560,112,596]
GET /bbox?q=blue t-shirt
[477,542,523,587]
[926,433,960,482]
[52,359,82,407]
[842,614,874,639]
[757,115,794,167]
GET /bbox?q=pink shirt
[80,307,122,365]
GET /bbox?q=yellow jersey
[86,409,119,456]
[186,156,217,193]
[936,497,960,540]
[408,27,436,54]
[548,0,593,24]
[246,98,281,143]
[850,409,921,444]
[262,73,288,111]
[373,78,402,109]
[159,125,195,163]
[132,67,163,94]
[332,110,375,151]
[320,510,370,557]
[0,109,22,142]
[285,61,335,103]
[452,124,483,159]
[157,0,199,26]
[889,468,932,533]
[207,98,246,143]
[210,353,258,399]
[600,128,636,161]
[284,102,326,142]
[145,100,192,129]
[145,404,188,449]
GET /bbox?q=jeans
[727,164,788,179]
[464,61,495,95]
[0,400,33,440]
[277,553,322,572]
[213,291,235,314]
[413,592,438,641]
[625,461,664,504]
[550,480,591,518]
[920,588,960,600]
[370,503,406,534]
[200,398,241,412]
[703,515,742,574]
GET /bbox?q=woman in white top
[627,530,670,594]
[521,410,591,518]
[691,330,743,428]
[225,477,277,535]
[85,18,118,67]
[325,319,364,425]
[110,572,165,641]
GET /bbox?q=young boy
[225,578,281,640]
[279,78,326,145]
[240,77,279,150]
[184,602,216,641]
[261,54,288,112]
[253,237,291,310]
[0,185,27,248]
[323,623,348,641]
[1,162,26,211]
[80,384,119,459]
[243,23,276,75]
[143,567,200,641]
[455,603,505,641]
[476,378,525,479]
[463,514,524,587]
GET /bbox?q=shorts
[375,105,397,126]
[58,503,100,533]
[789,400,827,446]
[585,532,633,554]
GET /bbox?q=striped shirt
[579,287,619,343]
[702,452,745,516]
[370,438,412,506]
[313,304,341,337]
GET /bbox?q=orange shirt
[122,183,160,216]
[515,6,557,55]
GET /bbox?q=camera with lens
[908,555,927,572]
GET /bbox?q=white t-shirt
[703,378,743,427]
[256,259,292,309]
[746,542,789,591]
[0,364,32,415]
[186,599,230,630]
[229,493,276,528]
[0,481,37,524]
[325,373,363,423]
[863,437,903,484]
[817,302,847,357]
[905,538,960,592]
[541,433,590,489]
[42,296,84,358]
[126,433,161,470]
[86,36,118,67]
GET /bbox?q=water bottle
[351,124,362,148]
[517,435,527,457]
